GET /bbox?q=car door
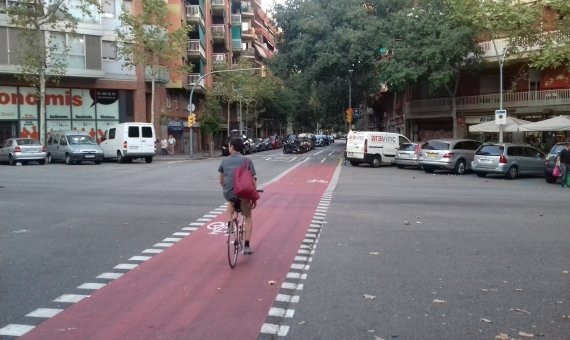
[0,139,10,162]
[141,126,154,154]
[507,146,521,169]
[57,134,68,160]
[526,147,545,174]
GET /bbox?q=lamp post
[348,69,353,130]
[493,40,507,143]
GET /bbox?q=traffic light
[346,107,353,124]
[260,65,267,78]
[188,113,197,127]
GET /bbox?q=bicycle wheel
[227,219,239,268]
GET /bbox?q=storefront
[0,86,133,142]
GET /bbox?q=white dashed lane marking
[114,263,139,270]
[53,294,89,303]
[97,272,123,280]
[77,283,106,290]
[0,324,35,337]
[26,308,63,318]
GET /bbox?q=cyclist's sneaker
[243,246,254,255]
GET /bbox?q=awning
[253,42,268,59]
[518,115,570,131]
[469,117,531,133]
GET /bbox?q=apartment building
[161,0,277,153]
[0,0,147,144]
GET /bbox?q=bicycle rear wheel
[227,219,240,268]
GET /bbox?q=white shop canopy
[518,115,570,131]
[468,117,531,133]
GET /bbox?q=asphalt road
[285,158,570,339]
[1,141,569,339]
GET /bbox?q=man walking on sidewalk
[168,135,176,155]
[160,138,168,155]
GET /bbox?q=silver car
[395,142,422,169]
[0,138,47,165]
[46,131,104,165]
[472,143,546,179]
[420,139,482,175]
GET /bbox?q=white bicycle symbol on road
[207,221,227,235]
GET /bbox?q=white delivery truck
[99,123,156,163]
[344,131,410,167]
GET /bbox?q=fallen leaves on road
[495,333,509,340]
[403,220,410,225]
[297,321,306,325]
[480,318,493,323]
[432,299,447,304]
[363,294,376,300]
[512,308,531,314]
[519,331,535,337]
[369,252,380,255]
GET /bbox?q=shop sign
[46,88,73,119]
[72,89,96,120]
[465,116,494,124]
[0,86,19,119]
[20,87,38,120]
[20,120,39,139]
[72,120,97,139]
[47,120,72,134]
[94,90,119,120]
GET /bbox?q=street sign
[187,103,195,112]
[495,109,507,125]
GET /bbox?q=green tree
[532,0,570,70]
[200,91,223,157]
[6,0,100,144]
[116,0,191,127]
[380,0,482,138]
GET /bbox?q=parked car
[472,143,546,179]
[262,138,273,151]
[328,135,335,144]
[99,123,155,163]
[420,139,482,175]
[345,131,411,168]
[544,142,570,183]
[270,135,282,149]
[283,134,300,154]
[242,138,254,154]
[47,131,104,165]
[0,138,46,165]
[394,142,422,169]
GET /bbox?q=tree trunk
[447,74,461,139]
[39,71,46,145]
[209,132,214,157]
[227,101,230,137]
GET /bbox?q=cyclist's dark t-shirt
[560,148,570,164]
[218,154,256,201]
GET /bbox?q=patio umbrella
[468,117,532,133]
[518,115,570,131]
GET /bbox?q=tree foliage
[532,0,570,69]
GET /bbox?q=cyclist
[218,137,257,254]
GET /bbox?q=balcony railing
[212,24,225,39]
[241,1,253,15]
[212,0,224,11]
[213,53,227,64]
[186,5,203,25]
[187,73,204,88]
[187,39,205,57]
[232,39,242,51]
[478,37,541,60]
[408,89,570,114]
[242,28,255,38]
[231,14,241,25]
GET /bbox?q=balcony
[241,1,253,17]
[212,24,225,42]
[212,0,225,14]
[187,39,205,60]
[187,73,205,90]
[231,14,241,25]
[232,39,242,52]
[186,5,204,26]
[478,37,541,62]
[407,89,570,117]
[241,27,255,40]
[144,66,169,83]
[213,53,227,65]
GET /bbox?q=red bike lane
[22,159,338,340]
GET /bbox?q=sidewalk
[153,150,223,162]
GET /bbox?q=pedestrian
[160,138,168,155]
[558,143,570,188]
[218,137,257,255]
[168,134,176,155]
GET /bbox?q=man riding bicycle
[218,137,257,255]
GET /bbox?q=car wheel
[371,156,381,168]
[506,166,518,180]
[65,153,73,165]
[423,166,435,173]
[117,152,125,163]
[476,172,487,178]
[9,155,15,166]
[95,160,102,165]
[454,159,466,175]
[47,153,54,164]
[350,161,359,166]
[545,174,557,183]
[396,164,404,169]
[39,159,46,165]
[145,156,153,163]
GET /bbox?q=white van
[99,123,155,163]
[345,131,410,167]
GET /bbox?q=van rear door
[345,132,365,159]
[140,125,155,154]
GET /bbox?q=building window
[102,41,117,61]
[49,32,86,69]
[102,0,116,18]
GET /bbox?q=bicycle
[227,190,262,268]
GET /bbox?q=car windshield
[422,141,450,150]
[399,143,416,151]
[67,135,97,145]
[15,139,40,145]
[287,135,297,141]
[476,145,504,156]
[549,144,569,155]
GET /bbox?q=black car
[545,142,570,183]
[283,134,300,154]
